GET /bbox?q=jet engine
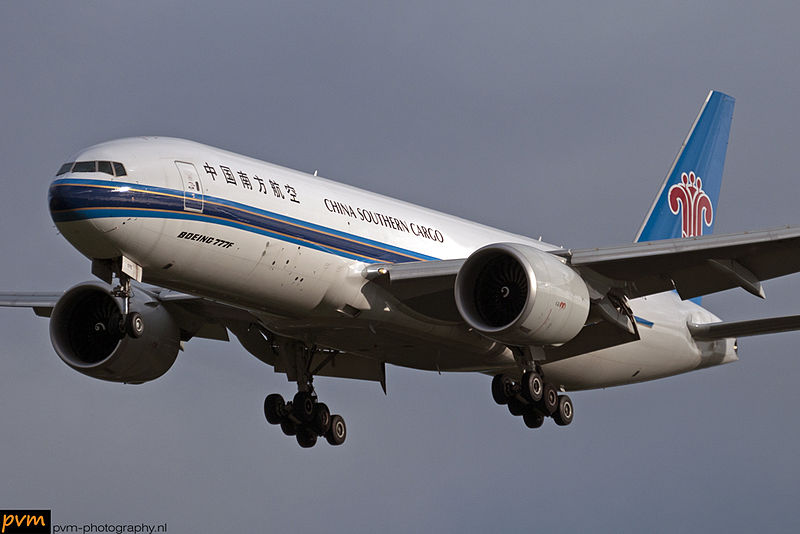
[454,243,590,346]
[49,282,181,384]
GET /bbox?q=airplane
[3,90,800,448]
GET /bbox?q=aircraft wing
[366,225,800,306]
[364,259,465,322]
[0,287,386,384]
[364,225,800,356]
[0,292,63,317]
[558,225,800,300]
[0,288,242,338]
[689,314,800,340]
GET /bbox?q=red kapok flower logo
[668,171,713,237]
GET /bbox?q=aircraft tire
[112,315,127,339]
[311,402,331,435]
[491,374,511,405]
[264,394,285,425]
[508,398,525,416]
[537,383,559,416]
[125,312,144,338]
[522,371,543,403]
[325,415,346,446]
[553,395,574,426]
[280,419,297,436]
[296,426,317,448]
[293,391,315,423]
[522,407,545,429]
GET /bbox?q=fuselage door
[175,161,204,213]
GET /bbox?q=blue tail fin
[635,91,735,243]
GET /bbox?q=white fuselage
[49,137,737,391]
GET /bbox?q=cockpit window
[56,160,127,176]
[97,161,113,175]
[72,161,96,172]
[56,162,74,176]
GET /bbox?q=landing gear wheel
[311,402,331,435]
[522,407,545,429]
[537,383,559,416]
[265,339,352,446]
[264,394,285,425]
[296,426,318,448]
[111,314,127,339]
[522,371,543,403]
[508,398,525,416]
[326,414,347,446]
[293,391,315,423]
[491,374,512,405]
[280,419,297,436]
[125,312,144,338]
[553,395,574,426]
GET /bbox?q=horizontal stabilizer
[688,314,800,340]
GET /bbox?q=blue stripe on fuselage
[48,178,439,264]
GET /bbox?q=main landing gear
[491,370,574,428]
[262,342,347,448]
[264,390,346,448]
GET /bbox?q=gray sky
[2,2,800,532]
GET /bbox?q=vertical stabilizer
[635,91,735,243]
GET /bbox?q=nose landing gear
[101,256,144,339]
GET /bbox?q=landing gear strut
[111,268,144,339]
[491,370,574,429]
[262,341,347,448]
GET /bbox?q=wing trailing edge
[556,225,800,300]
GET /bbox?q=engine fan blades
[67,292,123,364]
[474,255,528,327]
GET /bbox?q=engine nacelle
[49,282,181,384]
[455,243,590,346]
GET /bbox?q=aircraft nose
[49,179,76,222]
[48,177,126,260]
[49,160,128,224]
[48,178,91,224]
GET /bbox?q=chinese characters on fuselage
[203,162,301,204]
[200,162,445,244]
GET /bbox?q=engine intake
[49,282,181,384]
[455,243,590,346]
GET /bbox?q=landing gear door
[175,161,204,213]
